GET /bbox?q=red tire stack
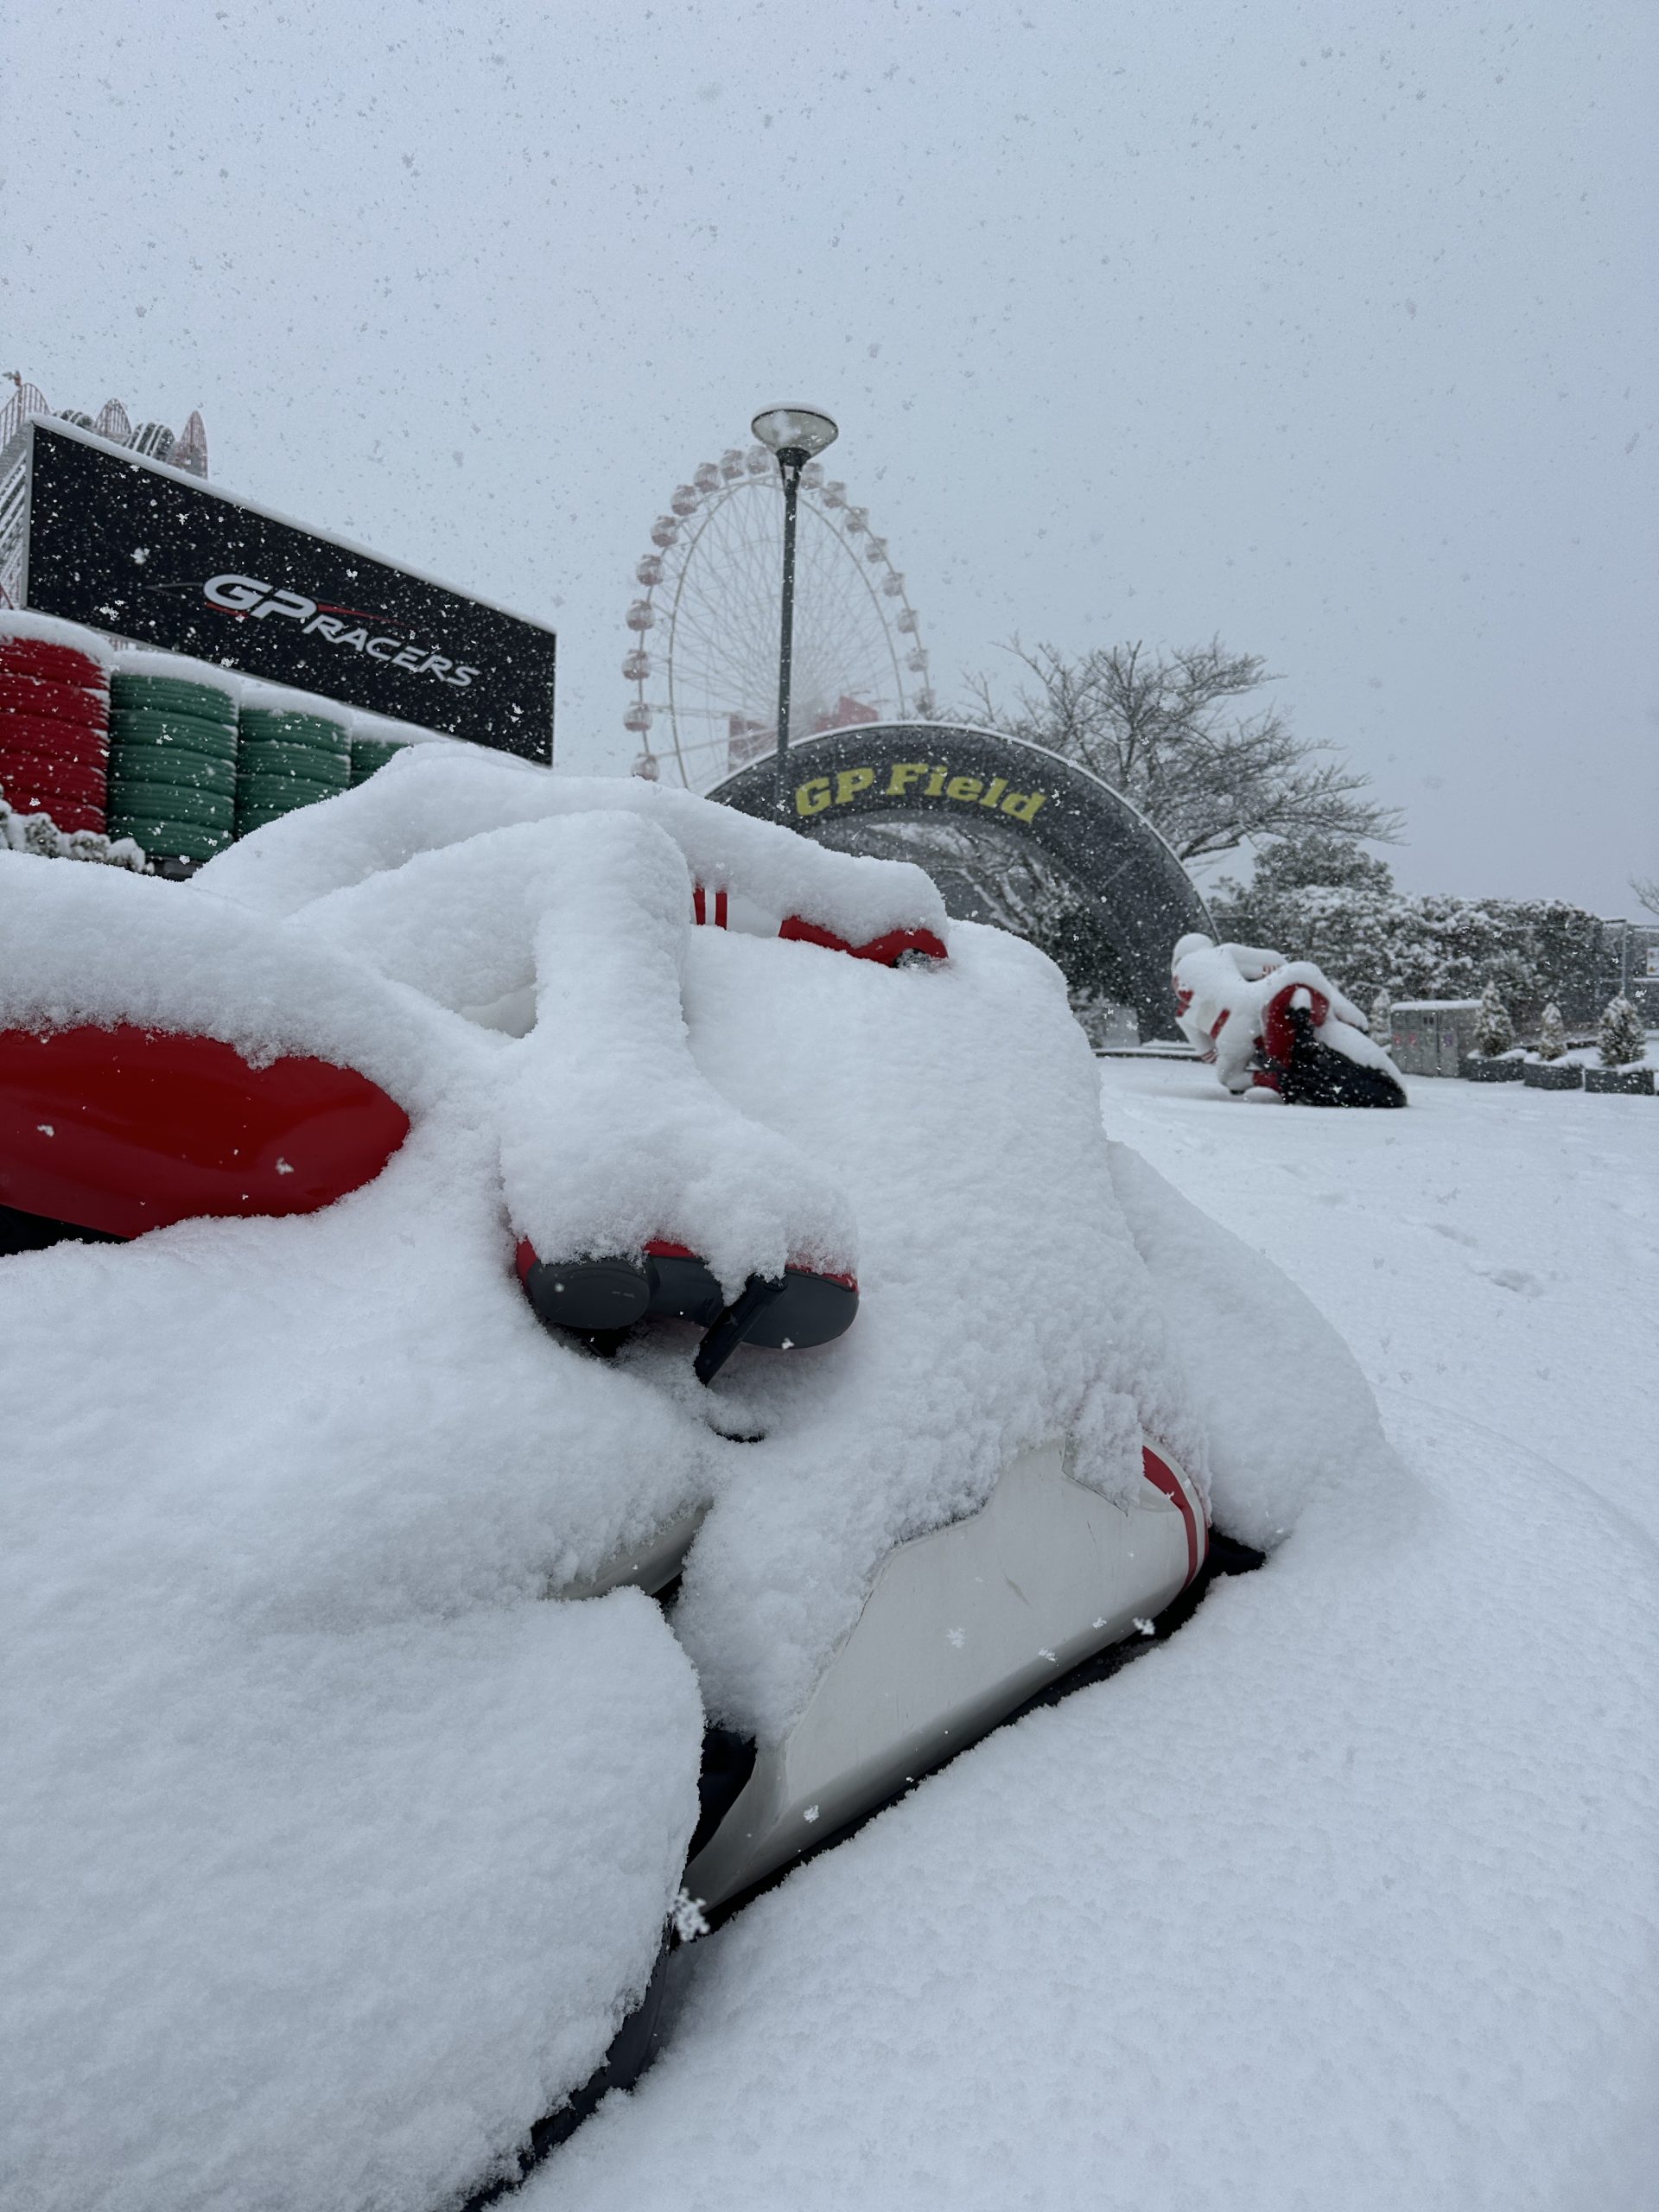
[0,622,111,836]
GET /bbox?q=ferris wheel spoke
[673,594,770,698]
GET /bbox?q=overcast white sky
[4,0,1655,911]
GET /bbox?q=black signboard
[19,421,556,760]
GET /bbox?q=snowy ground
[531,1064,1659,2212]
[1099,1059,1659,1545]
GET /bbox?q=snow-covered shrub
[1598,995,1647,1068]
[1473,980,1515,1057]
[1369,988,1393,1045]
[64,829,149,872]
[1535,1002,1567,1061]
[1069,986,1137,1050]
[3,798,49,855]
[0,799,148,871]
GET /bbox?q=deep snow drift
[4,750,1230,2211]
[8,750,1650,2210]
[526,1063,1659,2212]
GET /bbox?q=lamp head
[751,405,839,467]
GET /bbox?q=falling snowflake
[36,1123,54,1136]
[1134,1618,1155,1637]
[803,1803,820,1824]
[1038,1647,1056,1663]
[275,1157,294,1176]
[946,1626,965,1648]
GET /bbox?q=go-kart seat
[778,916,947,967]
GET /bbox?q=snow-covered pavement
[536,1065,1659,2212]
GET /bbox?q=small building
[1390,1000,1482,1077]
[1604,918,1659,1024]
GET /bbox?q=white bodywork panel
[686,1438,1202,1909]
[561,1503,708,1603]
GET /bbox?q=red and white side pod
[677,1434,1206,1910]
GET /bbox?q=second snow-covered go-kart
[4,741,1238,2212]
[1173,931,1406,1106]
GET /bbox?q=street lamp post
[751,405,839,817]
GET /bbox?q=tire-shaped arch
[709,721,1211,1039]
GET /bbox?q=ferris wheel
[624,447,932,792]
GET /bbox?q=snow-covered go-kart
[1173,931,1407,1106]
[4,745,1228,2212]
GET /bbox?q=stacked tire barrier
[106,661,241,866]
[1,615,428,871]
[0,620,111,834]
[350,735,410,786]
[236,697,351,836]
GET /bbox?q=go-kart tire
[235,812,317,838]
[235,803,333,837]
[237,770,345,807]
[0,636,108,687]
[0,743,108,785]
[104,817,233,861]
[9,798,106,835]
[106,781,234,830]
[110,676,238,727]
[350,738,410,784]
[234,810,323,838]
[0,711,111,766]
[238,709,349,760]
[0,673,110,728]
[108,745,238,796]
[0,755,108,808]
[109,708,239,760]
[238,740,351,785]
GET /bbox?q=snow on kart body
[1172,931,1406,1106]
[3,747,1208,2212]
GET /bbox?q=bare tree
[963,639,1400,865]
[1631,875,1659,919]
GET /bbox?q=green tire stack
[106,668,241,863]
[349,735,411,786]
[237,705,351,834]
